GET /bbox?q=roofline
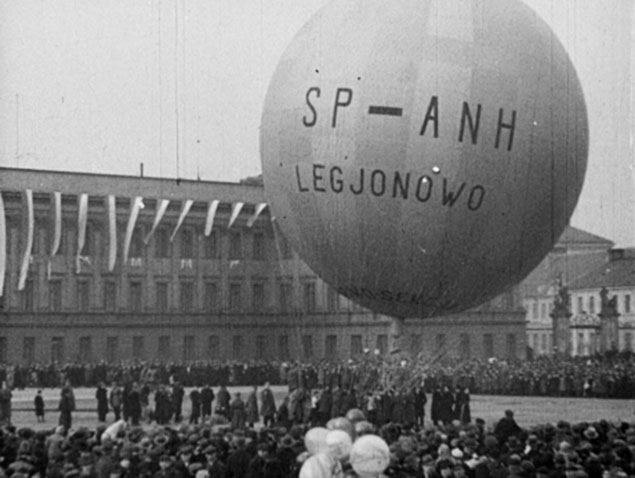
[0,167,265,204]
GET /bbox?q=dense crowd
[0,405,634,477]
[1,352,633,399]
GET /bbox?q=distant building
[0,168,529,365]
[522,226,635,356]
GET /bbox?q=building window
[506,334,516,359]
[277,236,293,259]
[77,280,90,312]
[252,232,265,260]
[155,228,170,258]
[229,231,243,260]
[23,337,35,364]
[625,294,632,313]
[156,282,168,312]
[180,228,194,259]
[232,335,243,359]
[208,335,219,359]
[252,282,265,311]
[79,336,92,362]
[129,281,143,312]
[589,296,595,314]
[229,283,242,311]
[154,336,169,362]
[279,281,292,313]
[256,335,266,359]
[625,332,633,352]
[132,336,145,360]
[103,281,117,312]
[49,280,62,312]
[532,302,538,319]
[130,227,145,259]
[106,337,118,363]
[204,231,219,259]
[540,303,546,319]
[460,333,471,359]
[376,334,388,355]
[541,334,547,353]
[436,334,446,353]
[327,288,340,312]
[577,297,584,314]
[180,282,195,312]
[532,333,539,352]
[278,335,289,360]
[326,335,337,358]
[23,279,35,311]
[205,282,218,311]
[351,335,363,356]
[302,335,313,359]
[483,334,494,358]
[303,282,316,312]
[183,336,195,361]
[577,333,584,356]
[51,337,64,363]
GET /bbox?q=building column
[599,287,620,353]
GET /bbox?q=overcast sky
[0,0,633,246]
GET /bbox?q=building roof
[557,226,615,248]
[569,249,635,290]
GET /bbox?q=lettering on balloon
[303,88,517,152]
[295,163,486,211]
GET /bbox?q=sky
[0,0,633,247]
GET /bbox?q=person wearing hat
[494,410,521,445]
[230,393,246,430]
[175,444,202,477]
[202,445,227,478]
[153,455,179,478]
[226,437,250,478]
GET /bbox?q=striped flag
[170,199,193,242]
[204,200,219,236]
[107,195,117,271]
[18,189,34,291]
[246,202,267,228]
[144,199,169,244]
[76,194,88,273]
[50,192,62,256]
[227,202,244,229]
[0,193,5,297]
[123,196,144,264]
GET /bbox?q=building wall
[0,168,527,364]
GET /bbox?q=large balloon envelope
[260,0,588,318]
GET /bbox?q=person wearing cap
[246,442,283,478]
[202,445,227,478]
[201,385,215,421]
[96,383,109,423]
[175,444,202,478]
[230,392,246,430]
[245,386,259,428]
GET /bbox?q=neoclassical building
[0,167,528,365]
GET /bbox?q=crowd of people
[0,402,634,477]
[0,352,633,399]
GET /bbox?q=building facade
[0,168,527,364]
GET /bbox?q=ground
[7,386,635,431]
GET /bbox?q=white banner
[123,196,144,264]
[107,195,117,271]
[204,199,219,236]
[227,202,244,229]
[170,199,193,242]
[17,189,34,291]
[246,202,267,228]
[0,193,5,297]
[50,192,62,256]
[144,199,169,244]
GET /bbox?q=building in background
[0,168,528,365]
